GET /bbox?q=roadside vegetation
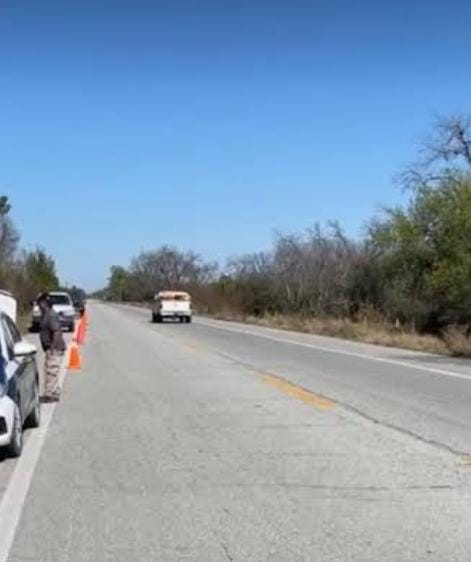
[100,116,471,356]
[0,196,60,330]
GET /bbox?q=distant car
[152,291,192,323]
[31,291,76,332]
[0,304,41,458]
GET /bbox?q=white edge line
[121,303,471,381]
[194,318,471,382]
[0,350,69,562]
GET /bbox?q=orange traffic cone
[68,342,82,371]
[76,318,86,345]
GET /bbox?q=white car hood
[53,304,74,314]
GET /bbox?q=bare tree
[269,223,360,316]
[424,115,471,166]
[220,252,275,316]
[401,115,471,190]
[129,246,217,300]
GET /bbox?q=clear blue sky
[1,0,470,290]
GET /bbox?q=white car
[32,291,76,332]
[0,304,40,458]
[152,291,192,323]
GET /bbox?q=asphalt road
[0,333,70,504]
[2,303,471,561]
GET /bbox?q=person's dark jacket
[40,309,66,352]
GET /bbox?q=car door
[1,314,34,422]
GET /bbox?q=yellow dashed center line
[179,337,334,410]
[262,373,335,410]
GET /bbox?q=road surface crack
[215,350,471,458]
[220,542,234,561]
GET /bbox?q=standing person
[37,293,66,402]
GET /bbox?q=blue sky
[1,0,470,290]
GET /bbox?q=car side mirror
[13,341,37,357]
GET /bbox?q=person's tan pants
[45,350,64,398]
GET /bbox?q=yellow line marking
[262,373,335,410]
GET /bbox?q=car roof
[0,291,17,323]
[0,290,14,298]
[49,291,71,296]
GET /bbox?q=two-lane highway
[121,303,471,454]
[2,303,471,561]
[175,313,471,455]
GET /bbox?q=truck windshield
[50,295,71,305]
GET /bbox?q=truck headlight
[59,310,74,317]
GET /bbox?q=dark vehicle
[73,298,86,317]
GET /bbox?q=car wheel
[25,381,41,429]
[151,313,157,323]
[6,401,23,458]
[187,316,192,324]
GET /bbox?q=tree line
[102,116,471,336]
[0,196,60,315]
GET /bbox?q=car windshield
[50,295,71,305]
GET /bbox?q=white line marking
[0,404,56,562]
[122,302,471,381]
[0,352,69,562]
[194,318,471,382]
[124,305,471,381]
[121,304,471,458]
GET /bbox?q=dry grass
[121,300,471,358]
[211,312,471,358]
[442,325,471,357]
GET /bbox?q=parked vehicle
[152,291,192,323]
[0,294,40,458]
[73,297,86,317]
[0,290,17,323]
[70,287,87,317]
[32,291,76,332]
